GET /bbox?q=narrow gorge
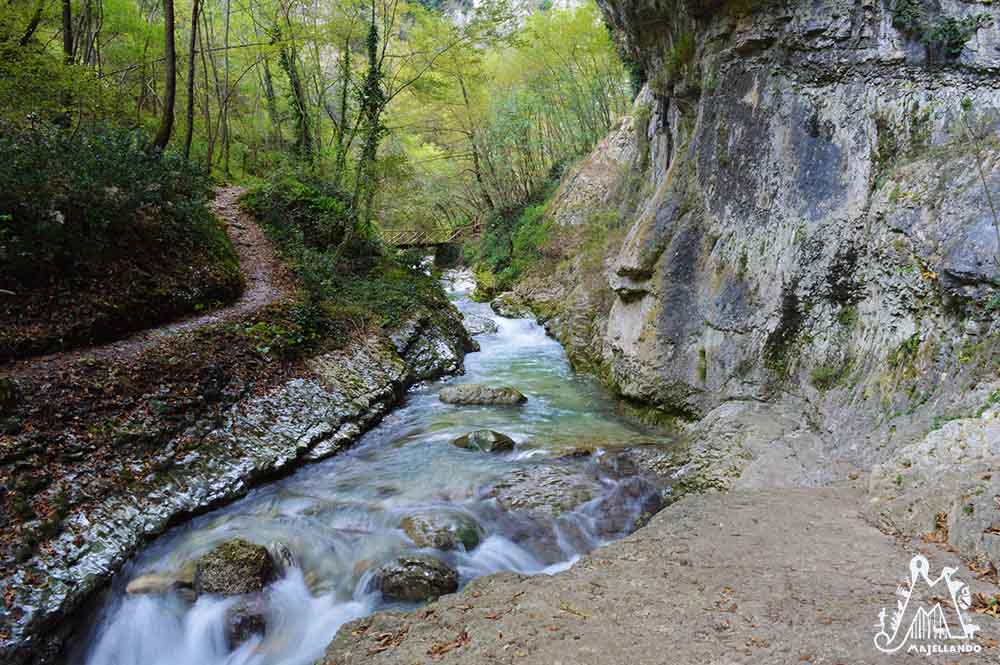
[2,0,999,663]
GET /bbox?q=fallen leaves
[427,630,469,660]
[367,624,410,655]
[971,593,1000,618]
[922,512,949,544]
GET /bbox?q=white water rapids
[79,269,667,665]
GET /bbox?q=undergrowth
[242,175,449,354]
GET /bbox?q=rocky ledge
[0,309,473,665]
[323,485,1000,665]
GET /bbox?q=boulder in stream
[490,293,531,318]
[224,595,267,649]
[376,554,459,602]
[125,573,191,596]
[399,511,481,551]
[451,430,515,453]
[463,314,499,336]
[439,384,526,406]
[587,476,664,536]
[483,463,603,518]
[194,539,276,596]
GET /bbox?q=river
[79,269,669,665]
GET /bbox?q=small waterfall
[80,268,670,665]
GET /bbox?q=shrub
[0,123,218,279]
[242,176,448,351]
[890,0,992,61]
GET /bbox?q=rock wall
[516,0,1000,562]
[0,310,472,665]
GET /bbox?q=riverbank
[0,304,472,664]
[323,483,1000,664]
[0,183,477,664]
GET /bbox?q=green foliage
[0,123,223,277]
[837,305,859,328]
[810,361,852,392]
[888,332,920,369]
[243,173,354,252]
[977,389,1000,417]
[891,0,993,61]
[471,184,556,294]
[665,32,696,81]
[243,176,448,353]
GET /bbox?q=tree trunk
[19,0,45,47]
[153,0,176,151]
[62,0,74,63]
[182,0,201,159]
[222,0,231,174]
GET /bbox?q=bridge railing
[381,222,480,247]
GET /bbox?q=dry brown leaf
[427,630,470,660]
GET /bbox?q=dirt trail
[324,484,1000,665]
[5,186,293,379]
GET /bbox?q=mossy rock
[194,539,276,596]
[451,430,515,453]
[399,511,482,551]
[376,554,459,602]
[439,384,527,405]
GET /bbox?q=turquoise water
[81,270,667,665]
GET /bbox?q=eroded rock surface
[376,555,459,602]
[450,430,515,453]
[323,486,1000,665]
[399,511,482,551]
[439,384,527,406]
[867,406,1000,569]
[462,314,499,337]
[482,463,603,518]
[194,539,275,596]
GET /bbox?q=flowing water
[80,270,670,665]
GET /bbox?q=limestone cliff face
[518,0,1000,556]
[528,0,999,433]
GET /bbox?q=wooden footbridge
[381,223,479,248]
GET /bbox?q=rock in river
[439,384,527,406]
[194,539,276,595]
[376,554,459,602]
[490,293,531,318]
[400,511,482,551]
[451,429,515,453]
[587,476,664,536]
[224,594,267,649]
[483,463,604,517]
[125,573,191,596]
[463,314,499,336]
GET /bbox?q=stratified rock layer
[1,308,472,665]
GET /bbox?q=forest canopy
[0,0,630,242]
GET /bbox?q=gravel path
[5,186,293,379]
[323,484,1000,665]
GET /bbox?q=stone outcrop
[482,463,604,518]
[194,539,276,596]
[450,430,516,453]
[866,404,1000,568]
[438,384,527,405]
[1,307,473,665]
[399,511,482,551]
[375,555,460,602]
[507,0,1000,565]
